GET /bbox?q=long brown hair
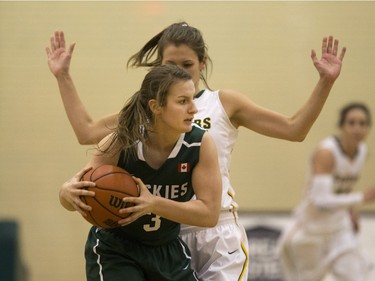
[104,64,192,156]
[127,21,212,90]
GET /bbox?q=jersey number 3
[143,214,161,232]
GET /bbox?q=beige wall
[0,1,374,280]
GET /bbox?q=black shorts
[85,227,199,281]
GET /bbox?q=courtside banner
[246,225,284,281]
[240,212,375,281]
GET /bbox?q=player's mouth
[184,118,194,123]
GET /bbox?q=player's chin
[352,134,365,143]
[182,121,194,132]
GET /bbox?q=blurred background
[0,1,374,280]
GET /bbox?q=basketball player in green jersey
[59,65,222,281]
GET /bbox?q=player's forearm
[290,77,335,141]
[312,192,364,210]
[152,197,219,227]
[55,73,95,144]
[309,175,364,210]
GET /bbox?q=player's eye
[346,119,368,127]
[163,61,176,66]
[183,63,193,69]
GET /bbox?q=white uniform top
[191,89,239,211]
[294,136,367,234]
[179,90,249,281]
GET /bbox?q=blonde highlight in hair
[104,64,192,157]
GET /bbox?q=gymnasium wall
[0,2,374,281]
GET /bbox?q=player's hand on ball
[60,167,96,217]
[118,176,155,226]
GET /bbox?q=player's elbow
[205,213,219,227]
[77,137,92,145]
[292,134,306,142]
[76,133,100,145]
[284,119,309,142]
[310,195,335,211]
[73,130,92,145]
[284,129,307,142]
[192,209,219,227]
[77,138,89,145]
[205,205,221,227]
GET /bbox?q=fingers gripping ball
[81,165,139,228]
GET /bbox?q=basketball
[80,165,139,229]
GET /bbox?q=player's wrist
[55,71,72,80]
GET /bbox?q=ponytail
[127,22,213,89]
[127,29,164,68]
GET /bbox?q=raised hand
[311,36,346,82]
[45,31,75,78]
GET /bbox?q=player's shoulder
[218,88,242,99]
[185,124,206,140]
[199,88,246,108]
[319,136,337,150]
[312,147,335,172]
[314,136,339,164]
[180,125,208,152]
[358,141,368,153]
[218,88,256,110]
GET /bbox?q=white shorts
[180,210,249,281]
[278,222,369,281]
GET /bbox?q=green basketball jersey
[109,125,205,246]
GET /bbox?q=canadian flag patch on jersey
[178,163,190,173]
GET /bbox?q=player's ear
[148,99,161,115]
[199,56,207,71]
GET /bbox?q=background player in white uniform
[278,102,375,281]
[46,22,346,280]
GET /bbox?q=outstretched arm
[224,36,347,141]
[46,31,118,145]
[309,149,375,210]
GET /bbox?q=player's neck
[146,130,180,151]
[337,136,358,159]
[143,143,174,170]
[143,132,180,169]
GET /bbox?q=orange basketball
[80,165,139,229]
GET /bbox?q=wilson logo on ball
[109,195,130,209]
[80,165,139,229]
